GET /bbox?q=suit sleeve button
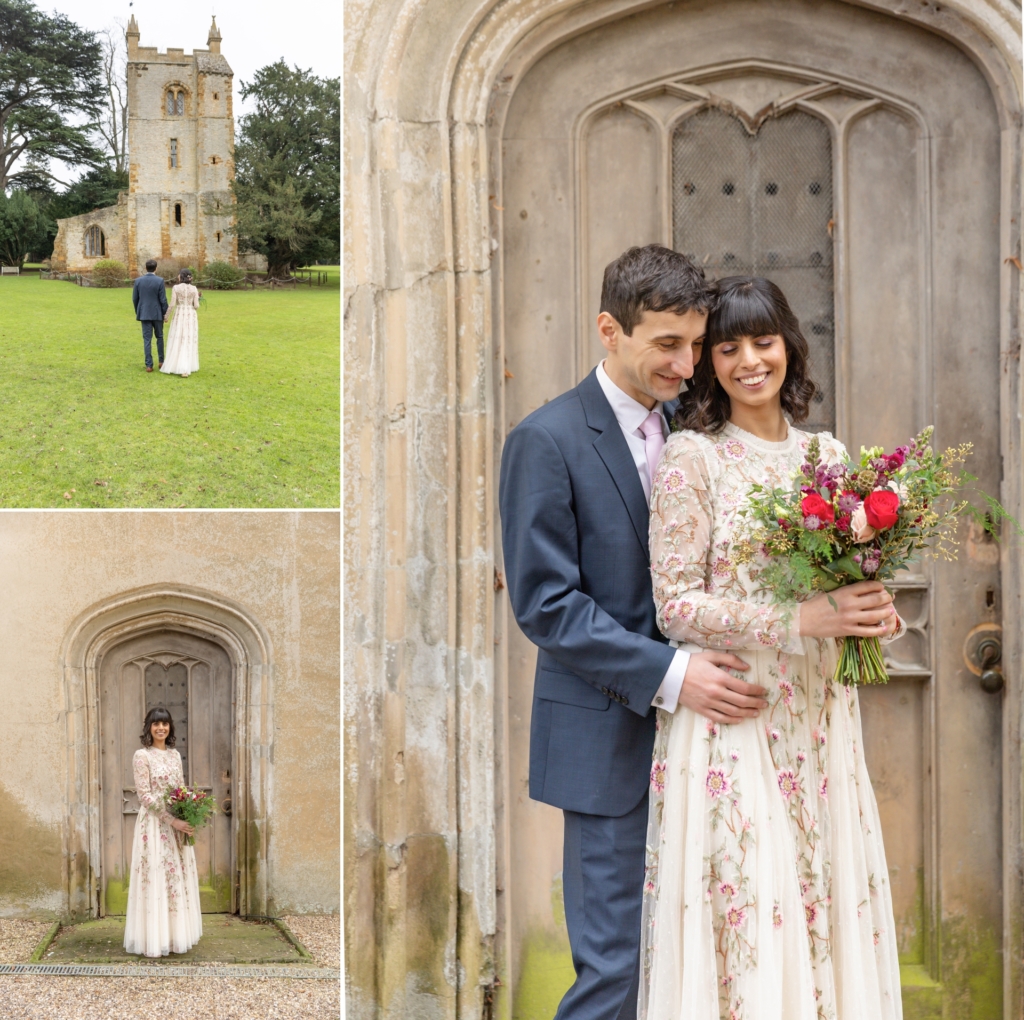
[622,697,629,706]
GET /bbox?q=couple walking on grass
[499,244,904,1020]
[131,258,201,377]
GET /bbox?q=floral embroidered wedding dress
[640,423,902,1020]
[123,747,203,956]
[160,283,200,377]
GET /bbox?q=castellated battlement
[52,15,239,277]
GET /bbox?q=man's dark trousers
[132,271,168,368]
[499,369,679,1020]
[141,320,164,369]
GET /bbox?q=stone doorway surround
[345,2,1022,1018]
[60,584,273,923]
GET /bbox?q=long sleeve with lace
[649,432,805,655]
[133,748,175,823]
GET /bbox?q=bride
[642,276,904,1020]
[160,269,201,377]
[123,707,203,957]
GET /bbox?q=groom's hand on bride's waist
[678,651,768,724]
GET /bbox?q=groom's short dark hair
[600,245,712,335]
[145,259,157,272]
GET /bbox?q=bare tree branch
[93,22,127,173]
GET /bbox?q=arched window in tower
[85,225,105,257]
[175,203,182,227]
[166,87,185,116]
[170,139,178,169]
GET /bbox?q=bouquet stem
[834,636,889,686]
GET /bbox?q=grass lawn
[0,274,339,507]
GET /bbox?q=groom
[499,245,769,1020]
[132,258,168,372]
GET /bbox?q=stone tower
[122,16,237,273]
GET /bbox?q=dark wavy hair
[600,244,712,335]
[140,706,177,748]
[673,276,818,434]
[178,268,193,284]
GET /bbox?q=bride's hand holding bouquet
[734,426,1017,685]
[165,786,217,847]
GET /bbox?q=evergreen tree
[0,189,49,266]
[0,0,106,191]
[232,61,340,276]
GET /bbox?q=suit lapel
[578,370,651,558]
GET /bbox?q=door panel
[499,0,1004,1015]
[99,630,234,915]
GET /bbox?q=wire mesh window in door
[673,108,835,433]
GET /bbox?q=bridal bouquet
[733,427,1013,685]
[165,785,217,846]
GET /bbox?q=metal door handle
[977,638,1004,694]
[222,797,232,816]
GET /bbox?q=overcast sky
[26,0,341,187]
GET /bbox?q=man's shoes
[146,366,153,372]
[158,363,163,368]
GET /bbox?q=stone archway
[60,584,273,921]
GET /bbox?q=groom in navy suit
[132,258,169,372]
[499,245,769,1020]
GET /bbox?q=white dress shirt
[596,361,689,713]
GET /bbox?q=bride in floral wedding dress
[123,707,203,957]
[160,269,201,377]
[641,277,904,1020]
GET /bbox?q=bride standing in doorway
[123,707,203,957]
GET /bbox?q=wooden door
[99,630,234,914]
[498,1,1006,1016]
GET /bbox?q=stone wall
[345,1,1023,1018]
[51,19,237,278]
[50,196,128,274]
[0,511,340,920]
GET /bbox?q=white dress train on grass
[640,423,903,1020]
[160,282,200,376]
[123,746,203,957]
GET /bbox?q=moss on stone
[940,914,1002,1019]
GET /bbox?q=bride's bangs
[710,284,781,346]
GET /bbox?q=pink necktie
[639,410,665,489]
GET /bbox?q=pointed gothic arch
[60,584,273,921]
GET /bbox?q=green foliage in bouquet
[165,785,217,847]
[733,427,1019,685]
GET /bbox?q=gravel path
[0,917,340,1019]
[279,915,340,968]
[0,920,54,963]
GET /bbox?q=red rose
[863,489,900,530]
[800,492,834,524]
[836,513,851,533]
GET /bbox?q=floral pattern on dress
[123,747,203,957]
[639,424,902,1020]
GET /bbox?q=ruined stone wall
[345,1,1023,1018]
[0,512,339,919]
[49,197,128,274]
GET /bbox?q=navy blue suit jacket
[499,368,678,817]
[132,273,168,321]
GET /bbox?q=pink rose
[850,505,876,543]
